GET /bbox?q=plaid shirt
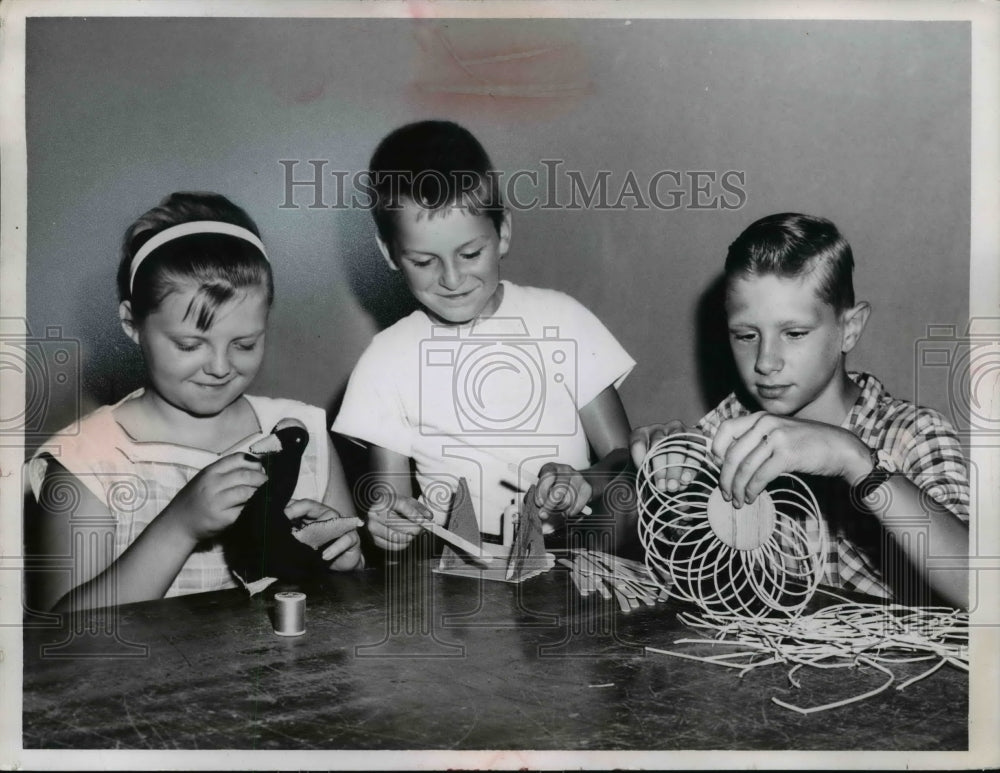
[696,372,969,598]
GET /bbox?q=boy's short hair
[368,120,505,255]
[724,213,855,311]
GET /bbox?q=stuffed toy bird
[225,418,330,584]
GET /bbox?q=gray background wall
[25,18,970,454]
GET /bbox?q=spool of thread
[273,591,306,637]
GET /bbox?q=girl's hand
[285,498,365,571]
[534,462,592,528]
[165,453,267,541]
[366,495,433,551]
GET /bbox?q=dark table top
[22,549,967,751]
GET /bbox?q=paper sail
[437,477,483,572]
[434,478,553,583]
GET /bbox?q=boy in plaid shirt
[630,213,969,608]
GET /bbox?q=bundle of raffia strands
[646,592,969,714]
[558,549,669,613]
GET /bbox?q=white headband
[128,221,268,294]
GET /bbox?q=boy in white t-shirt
[333,121,635,549]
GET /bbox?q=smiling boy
[333,121,634,551]
[631,213,969,608]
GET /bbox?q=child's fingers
[728,440,775,507]
[635,422,696,491]
[629,429,653,469]
[216,484,266,513]
[328,540,364,571]
[365,511,413,550]
[568,480,593,517]
[321,529,361,562]
[213,477,266,511]
[663,450,690,492]
[213,452,267,475]
[391,497,434,527]
[646,451,666,490]
[283,498,330,521]
[630,424,670,469]
[366,502,425,540]
[712,413,763,462]
[294,513,363,549]
[372,529,414,551]
[216,465,268,491]
[541,477,575,513]
[679,461,696,488]
[718,420,771,501]
[743,455,785,505]
[534,469,556,508]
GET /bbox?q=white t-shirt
[332,281,635,535]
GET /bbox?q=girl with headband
[29,192,363,612]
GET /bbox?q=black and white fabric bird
[225,418,330,584]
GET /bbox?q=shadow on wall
[327,208,421,544]
[695,272,741,412]
[327,205,420,426]
[340,208,421,333]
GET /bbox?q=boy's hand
[630,421,704,492]
[285,498,365,571]
[713,412,873,506]
[534,462,592,529]
[168,453,267,541]
[366,495,434,551]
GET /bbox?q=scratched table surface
[23,555,967,751]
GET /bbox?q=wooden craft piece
[424,522,494,568]
[437,477,483,571]
[505,485,547,581]
[434,478,554,582]
[561,548,666,612]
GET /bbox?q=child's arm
[534,385,632,516]
[366,444,434,551]
[36,453,266,612]
[712,412,969,609]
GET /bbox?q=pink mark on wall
[408,22,593,122]
[290,83,326,105]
